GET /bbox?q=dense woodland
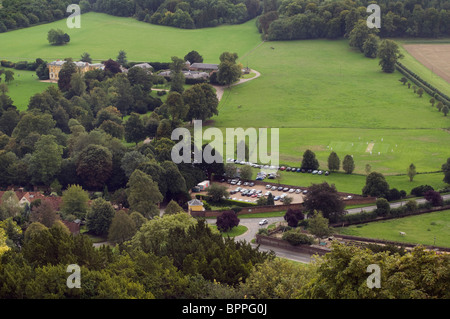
[4,0,450,34]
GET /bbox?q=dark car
[325,171,330,176]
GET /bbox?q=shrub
[376,198,390,216]
[282,230,314,246]
[405,200,418,213]
[411,185,434,197]
[283,208,304,227]
[1,60,15,68]
[14,61,28,70]
[424,190,443,207]
[156,90,167,96]
[216,210,240,232]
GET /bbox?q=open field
[399,39,450,97]
[337,209,450,248]
[0,12,262,63]
[402,43,450,84]
[251,169,447,195]
[2,69,55,111]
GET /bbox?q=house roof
[190,63,219,70]
[132,63,153,69]
[188,199,204,206]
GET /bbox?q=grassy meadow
[2,69,55,111]
[337,209,450,248]
[0,12,262,63]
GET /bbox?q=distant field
[337,209,450,248]
[206,39,450,183]
[0,12,262,63]
[399,39,450,97]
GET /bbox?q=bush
[156,90,167,96]
[411,185,434,197]
[405,200,418,213]
[282,230,314,246]
[376,198,390,217]
[216,210,240,232]
[1,60,15,68]
[424,190,443,207]
[14,61,28,70]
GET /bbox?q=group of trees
[259,0,450,41]
[2,211,448,299]
[0,0,263,33]
[47,28,70,45]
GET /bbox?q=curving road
[207,194,450,264]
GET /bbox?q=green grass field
[209,225,248,237]
[0,12,261,63]
[337,209,450,248]
[2,69,55,111]
[398,39,450,97]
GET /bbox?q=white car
[289,188,295,193]
[259,219,269,226]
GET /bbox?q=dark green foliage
[362,172,390,198]
[284,208,304,227]
[301,149,319,170]
[282,229,314,246]
[216,210,240,232]
[410,185,435,197]
[442,158,450,184]
[302,182,345,223]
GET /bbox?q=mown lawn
[209,225,248,237]
[2,69,55,111]
[337,209,450,248]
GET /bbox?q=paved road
[346,194,450,215]
[207,217,314,264]
[207,193,450,264]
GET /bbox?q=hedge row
[194,194,257,208]
[396,61,450,106]
[1,59,42,71]
[338,200,450,225]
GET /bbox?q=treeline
[0,0,263,32]
[258,0,450,41]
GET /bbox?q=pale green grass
[2,69,55,111]
[209,225,248,237]
[337,209,450,248]
[0,12,262,63]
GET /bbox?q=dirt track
[403,44,450,83]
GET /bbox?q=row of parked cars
[226,158,330,177]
